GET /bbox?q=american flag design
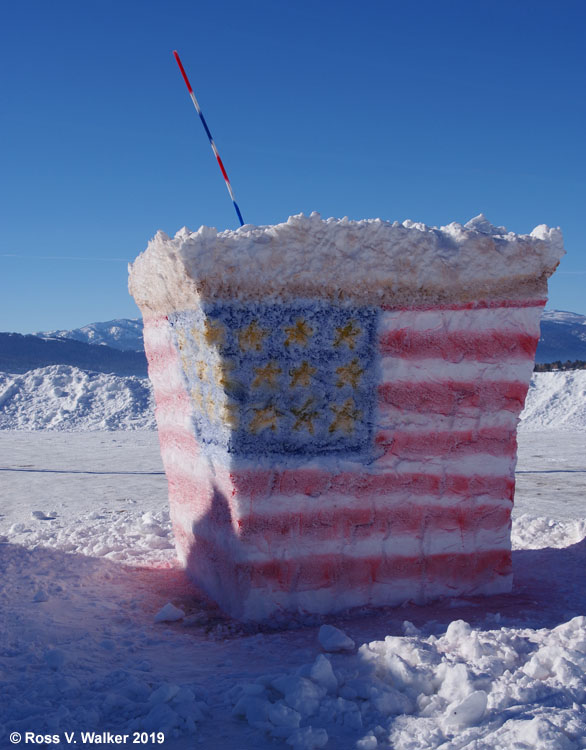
[144,296,544,621]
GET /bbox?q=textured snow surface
[38,318,144,351]
[129,213,564,312]
[0,368,585,432]
[0,365,155,430]
[520,371,586,431]
[1,431,586,749]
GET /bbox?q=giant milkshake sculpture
[129,213,563,620]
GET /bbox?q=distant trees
[534,360,586,372]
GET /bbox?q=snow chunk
[443,690,487,728]
[310,654,338,693]
[286,726,328,749]
[318,624,355,652]
[154,603,185,623]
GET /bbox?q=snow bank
[230,617,586,749]
[0,365,155,430]
[519,371,586,431]
[1,368,585,432]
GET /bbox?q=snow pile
[230,618,586,749]
[0,365,155,430]
[512,514,586,549]
[1,368,585,432]
[8,507,174,565]
[519,371,586,431]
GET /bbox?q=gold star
[195,360,208,382]
[191,387,208,418]
[212,359,233,388]
[284,319,313,347]
[180,352,192,378]
[203,319,225,348]
[291,398,319,434]
[238,320,268,352]
[333,320,361,350]
[176,329,188,352]
[335,358,364,389]
[204,393,217,420]
[189,325,202,348]
[219,402,239,428]
[249,404,282,433]
[290,360,317,388]
[329,398,361,434]
[252,361,282,388]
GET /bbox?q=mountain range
[0,309,583,376]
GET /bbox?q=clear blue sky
[2,0,585,333]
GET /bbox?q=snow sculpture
[129,213,563,620]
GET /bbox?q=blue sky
[2,0,585,333]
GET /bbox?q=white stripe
[379,305,543,335]
[171,506,509,563]
[380,357,534,383]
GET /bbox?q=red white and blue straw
[173,50,244,227]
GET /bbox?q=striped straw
[173,50,244,227]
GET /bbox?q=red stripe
[381,299,546,312]
[173,51,193,93]
[237,503,511,540]
[180,532,511,592]
[376,427,516,458]
[155,390,192,411]
[158,426,200,456]
[216,154,229,182]
[248,549,512,590]
[379,329,539,362]
[378,381,529,415]
[166,468,514,510]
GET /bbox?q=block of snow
[129,213,563,621]
[318,625,355,653]
[154,602,185,623]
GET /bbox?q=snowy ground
[1,430,586,749]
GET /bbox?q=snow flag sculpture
[129,213,563,620]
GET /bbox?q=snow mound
[231,616,586,749]
[519,371,586,431]
[1,366,585,433]
[0,365,155,431]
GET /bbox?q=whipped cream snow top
[129,213,564,314]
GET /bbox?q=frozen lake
[2,430,585,525]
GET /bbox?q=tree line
[534,360,586,372]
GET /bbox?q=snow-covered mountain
[37,318,144,352]
[536,309,586,363]
[0,332,147,376]
[35,309,586,363]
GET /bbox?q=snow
[1,367,585,434]
[1,428,586,748]
[128,213,563,314]
[38,318,144,352]
[0,365,155,430]
[520,371,586,431]
[318,625,356,653]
